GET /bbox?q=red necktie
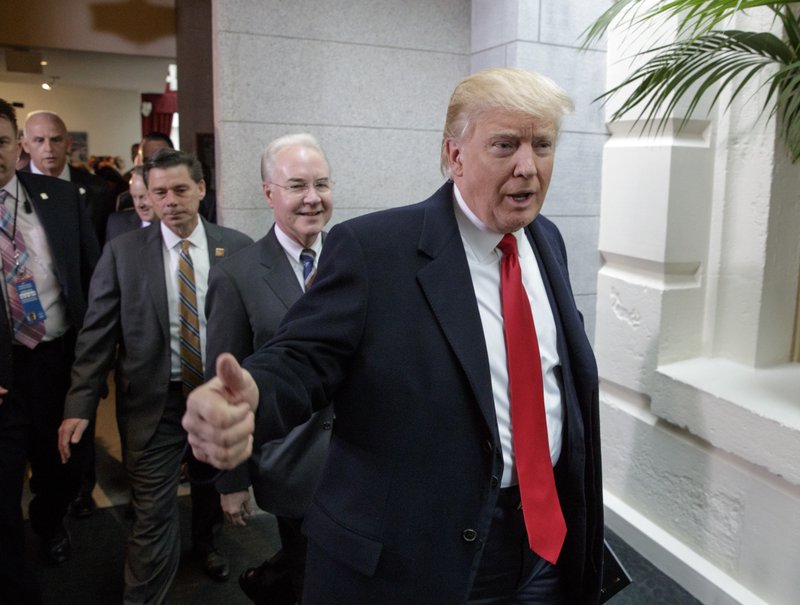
[497,233,566,565]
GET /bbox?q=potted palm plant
[584,0,800,161]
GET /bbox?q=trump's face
[445,109,556,234]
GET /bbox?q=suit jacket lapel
[142,223,170,340]
[22,175,68,286]
[260,226,304,310]
[416,183,497,435]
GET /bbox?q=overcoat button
[462,529,478,542]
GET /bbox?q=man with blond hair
[184,68,603,604]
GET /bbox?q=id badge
[15,277,47,325]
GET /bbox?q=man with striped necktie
[204,133,334,604]
[58,149,252,605]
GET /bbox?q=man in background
[118,132,216,223]
[0,98,100,605]
[205,133,334,604]
[58,149,252,604]
[21,110,115,519]
[106,166,155,241]
[22,111,115,248]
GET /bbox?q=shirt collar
[30,161,70,181]
[161,217,206,251]
[274,223,322,262]
[453,183,524,263]
[1,174,20,201]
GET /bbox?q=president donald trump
[184,67,603,604]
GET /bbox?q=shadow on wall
[90,0,175,43]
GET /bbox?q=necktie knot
[181,239,191,254]
[300,248,316,280]
[497,233,518,258]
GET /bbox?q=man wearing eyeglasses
[204,133,334,605]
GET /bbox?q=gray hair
[260,133,329,182]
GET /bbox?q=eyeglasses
[269,179,334,196]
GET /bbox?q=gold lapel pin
[215,248,225,257]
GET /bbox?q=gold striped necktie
[178,240,203,397]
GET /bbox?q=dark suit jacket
[205,225,332,518]
[0,172,100,388]
[21,163,115,246]
[68,165,116,246]
[64,219,252,451]
[244,182,603,604]
[105,209,143,242]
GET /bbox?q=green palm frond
[584,0,797,47]
[585,1,800,161]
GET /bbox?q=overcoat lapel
[416,186,498,438]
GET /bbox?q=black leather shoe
[42,527,71,565]
[69,492,97,519]
[238,550,295,605]
[200,548,230,582]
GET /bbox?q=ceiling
[1,46,174,94]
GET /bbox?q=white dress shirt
[453,184,563,487]
[161,220,210,380]
[274,224,323,291]
[1,175,70,341]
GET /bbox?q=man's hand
[221,490,255,527]
[58,418,90,464]
[183,353,259,470]
[0,385,7,406]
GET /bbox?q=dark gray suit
[65,219,252,604]
[105,209,144,242]
[205,225,332,599]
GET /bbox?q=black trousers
[0,335,87,605]
[277,515,308,601]
[468,485,568,604]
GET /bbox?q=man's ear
[445,139,464,177]
[262,182,275,209]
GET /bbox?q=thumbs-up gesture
[183,353,259,469]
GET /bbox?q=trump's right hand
[183,353,259,470]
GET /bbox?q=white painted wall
[597,6,800,605]
[211,0,608,338]
[210,0,469,238]
[1,81,142,172]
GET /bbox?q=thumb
[216,352,246,395]
[71,420,88,444]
